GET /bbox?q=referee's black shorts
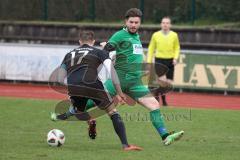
[67,73,112,111]
[154,58,174,80]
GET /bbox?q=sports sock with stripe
[57,106,75,120]
[150,109,169,140]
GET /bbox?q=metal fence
[0,0,239,23]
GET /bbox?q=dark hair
[79,31,95,42]
[125,8,142,19]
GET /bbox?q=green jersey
[85,29,149,108]
[108,28,144,82]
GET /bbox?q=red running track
[0,83,239,110]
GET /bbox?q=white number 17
[70,50,89,66]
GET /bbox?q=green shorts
[85,79,150,110]
[104,79,150,100]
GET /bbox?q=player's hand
[119,93,127,102]
[173,59,178,65]
[100,42,107,49]
[115,94,126,105]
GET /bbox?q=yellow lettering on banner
[207,65,234,88]
[173,54,192,86]
[189,64,211,87]
[174,63,192,86]
[234,66,240,89]
[178,54,185,63]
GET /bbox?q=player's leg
[137,95,169,137]
[138,95,184,145]
[163,63,175,106]
[50,96,86,121]
[158,75,169,106]
[104,107,142,151]
[127,84,168,139]
[92,81,142,151]
[83,99,97,139]
[51,78,90,121]
[85,99,132,145]
[68,97,98,139]
[129,84,184,145]
[154,59,173,106]
[87,119,97,139]
[107,109,129,148]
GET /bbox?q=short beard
[126,27,138,34]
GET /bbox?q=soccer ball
[47,129,65,147]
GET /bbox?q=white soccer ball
[47,129,65,147]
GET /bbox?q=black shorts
[154,58,174,80]
[67,72,112,111]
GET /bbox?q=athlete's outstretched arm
[103,59,126,102]
[56,65,67,84]
[102,42,115,52]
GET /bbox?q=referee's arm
[173,34,180,60]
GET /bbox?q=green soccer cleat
[50,112,58,121]
[163,130,184,146]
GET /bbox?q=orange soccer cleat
[123,144,143,151]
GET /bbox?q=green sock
[85,100,95,111]
[150,109,168,138]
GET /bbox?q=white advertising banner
[0,43,77,82]
[1,43,239,92]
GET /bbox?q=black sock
[111,113,129,148]
[57,108,75,120]
[161,95,167,104]
[57,113,69,120]
[154,90,160,102]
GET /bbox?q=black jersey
[61,44,109,83]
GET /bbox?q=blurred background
[1,2,240,159]
[0,0,240,94]
[0,0,239,24]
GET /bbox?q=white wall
[0,43,77,82]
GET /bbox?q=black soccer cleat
[88,119,97,140]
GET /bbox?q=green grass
[0,97,240,160]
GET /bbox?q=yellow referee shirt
[147,30,180,63]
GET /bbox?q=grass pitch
[0,97,240,160]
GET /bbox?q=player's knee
[147,98,160,110]
[148,102,160,110]
[108,109,118,116]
